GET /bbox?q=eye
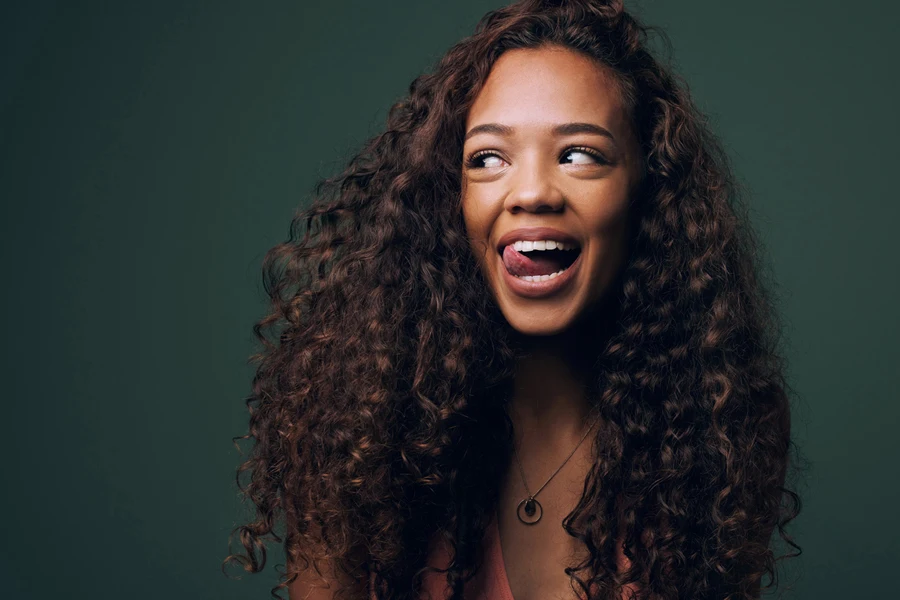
[465,150,508,169]
[560,147,608,166]
[465,147,609,169]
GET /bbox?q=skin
[288,45,644,600]
[461,45,643,599]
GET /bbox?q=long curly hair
[224,1,804,598]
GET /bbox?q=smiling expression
[461,45,642,336]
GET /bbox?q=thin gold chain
[512,408,600,500]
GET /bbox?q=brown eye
[466,150,508,169]
[561,147,607,165]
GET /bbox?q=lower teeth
[514,267,567,282]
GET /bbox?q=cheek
[578,177,631,228]
[577,186,632,288]
[591,195,630,256]
[460,191,495,263]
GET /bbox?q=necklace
[512,410,600,525]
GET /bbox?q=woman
[226,1,803,598]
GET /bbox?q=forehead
[466,45,628,136]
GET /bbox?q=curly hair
[224,1,804,598]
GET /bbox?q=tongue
[502,245,565,277]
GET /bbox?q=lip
[499,248,583,299]
[496,227,581,254]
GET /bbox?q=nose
[503,156,565,214]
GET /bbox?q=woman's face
[461,45,642,337]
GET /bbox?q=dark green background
[2,1,897,598]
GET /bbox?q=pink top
[367,512,512,599]
[370,512,637,599]
[417,512,514,600]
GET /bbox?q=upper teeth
[511,239,578,252]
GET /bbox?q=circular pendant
[516,496,543,525]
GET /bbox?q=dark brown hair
[225,1,803,598]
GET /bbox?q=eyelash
[464,146,609,169]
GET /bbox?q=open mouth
[499,241,582,282]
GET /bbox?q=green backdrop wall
[2,1,897,598]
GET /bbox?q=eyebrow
[463,121,616,142]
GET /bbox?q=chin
[500,306,581,338]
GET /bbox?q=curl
[225,2,804,599]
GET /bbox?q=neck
[504,286,622,448]
[507,325,598,446]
